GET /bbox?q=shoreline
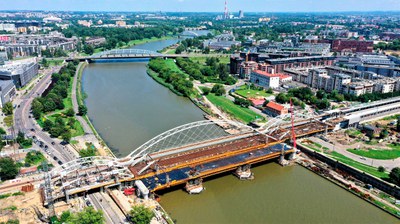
[297,145,400,219]
[75,62,116,158]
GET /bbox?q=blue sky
[2,0,400,12]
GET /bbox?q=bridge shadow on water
[155,159,279,196]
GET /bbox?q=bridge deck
[139,143,292,192]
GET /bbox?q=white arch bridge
[66,48,187,62]
[44,115,331,204]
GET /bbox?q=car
[86,200,92,207]
[58,161,63,165]
[53,156,58,160]
[51,142,55,145]
[28,115,31,118]
[44,145,48,149]
[30,128,35,132]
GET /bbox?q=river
[82,38,204,157]
[81,38,398,223]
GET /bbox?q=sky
[2,0,400,12]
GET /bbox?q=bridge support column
[65,191,70,203]
[185,178,204,194]
[234,164,254,180]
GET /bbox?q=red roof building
[264,101,288,117]
[249,98,265,107]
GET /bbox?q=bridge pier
[234,164,254,180]
[185,178,204,194]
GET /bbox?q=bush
[378,166,385,173]
[211,84,226,96]
[129,205,154,224]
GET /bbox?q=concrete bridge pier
[234,164,254,180]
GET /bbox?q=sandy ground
[0,190,45,224]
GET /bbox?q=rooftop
[266,101,286,112]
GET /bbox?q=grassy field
[329,151,389,179]
[191,56,230,65]
[235,85,273,99]
[3,115,13,127]
[347,144,400,160]
[164,59,189,77]
[205,93,261,123]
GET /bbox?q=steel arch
[92,48,163,57]
[127,120,252,159]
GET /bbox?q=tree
[129,205,154,224]
[378,166,385,173]
[2,102,13,115]
[0,157,19,181]
[43,120,54,132]
[78,105,88,116]
[61,130,72,143]
[211,84,226,96]
[397,117,400,132]
[379,129,389,139]
[83,44,94,55]
[65,108,75,117]
[66,207,104,224]
[389,167,400,186]
[202,87,211,95]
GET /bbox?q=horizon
[2,0,400,13]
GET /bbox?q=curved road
[14,66,77,163]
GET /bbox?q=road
[309,137,400,170]
[13,65,77,163]
[89,193,127,224]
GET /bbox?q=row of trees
[31,61,79,142]
[176,57,236,85]
[148,58,194,97]
[62,26,173,50]
[175,35,211,54]
[343,90,400,103]
[276,87,327,109]
[374,39,400,51]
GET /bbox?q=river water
[81,39,398,223]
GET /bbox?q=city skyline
[2,0,400,12]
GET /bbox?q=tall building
[239,10,244,18]
[224,0,229,19]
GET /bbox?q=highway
[88,193,127,224]
[13,65,77,164]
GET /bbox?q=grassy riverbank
[347,144,400,160]
[205,93,261,123]
[300,141,389,179]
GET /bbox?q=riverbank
[298,145,400,218]
[74,62,115,158]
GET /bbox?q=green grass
[191,56,230,65]
[347,144,400,160]
[4,115,13,127]
[382,114,400,120]
[235,85,273,99]
[71,119,85,137]
[205,93,261,123]
[329,151,389,179]
[345,129,363,138]
[164,59,189,77]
